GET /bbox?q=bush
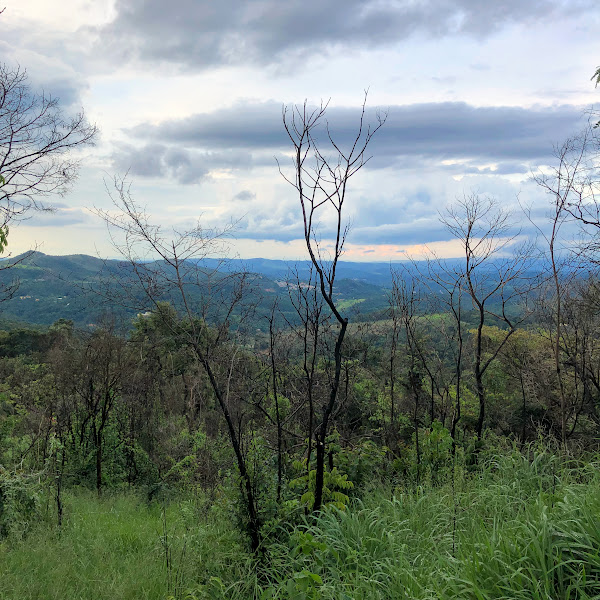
[0,468,44,538]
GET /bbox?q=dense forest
[3,63,600,599]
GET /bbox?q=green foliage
[0,225,8,254]
[281,569,323,600]
[176,576,226,600]
[0,469,44,538]
[0,392,22,463]
[0,327,53,357]
[161,428,229,491]
[333,439,386,490]
[289,460,353,511]
[419,420,454,480]
[263,450,600,599]
[2,241,600,597]
[1,452,600,599]
[0,489,256,600]
[390,421,455,485]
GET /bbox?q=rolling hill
[0,252,391,328]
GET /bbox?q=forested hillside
[0,252,392,328]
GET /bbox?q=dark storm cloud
[126,102,287,150]
[94,0,593,70]
[121,100,586,178]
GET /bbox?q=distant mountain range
[0,252,394,328]
[0,251,554,330]
[196,257,404,287]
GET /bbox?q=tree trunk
[313,319,347,512]
[95,428,102,496]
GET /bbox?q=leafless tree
[0,64,97,227]
[530,129,600,446]
[385,277,402,449]
[262,300,289,503]
[442,193,534,441]
[554,280,600,438]
[285,264,324,474]
[554,129,600,260]
[280,94,385,511]
[423,259,466,444]
[391,266,462,436]
[0,63,96,299]
[75,326,126,496]
[389,275,427,481]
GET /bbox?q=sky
[2,0,600,261]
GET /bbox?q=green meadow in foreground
[2,451,600,600]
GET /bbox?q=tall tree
[531,129,598,446]
[280,95,385,511]
[97,181,264,551]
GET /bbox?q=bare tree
[74,326,126,496]
[264,301,285,503]
[442,193,534,441]
[561,277,600,433]
[0,64,97,227]
[391,266,463,435]
[385,276,402,449]
[530,129,600,446]
[280,95,385,511]
[0,63,96,299]
[286,264,324,474]
[420,258,466,445]
[552,128,600,259]
[390,275,427,481]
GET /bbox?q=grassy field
[337,298,365,311]
[2,452,600,599]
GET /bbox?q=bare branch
[0,64,97,226]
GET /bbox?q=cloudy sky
[2,0,599,261]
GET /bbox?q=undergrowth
[1,450,600,599]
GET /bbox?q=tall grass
[2,451,600,599]
[0,489,254,600]
[262,451,600,599]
